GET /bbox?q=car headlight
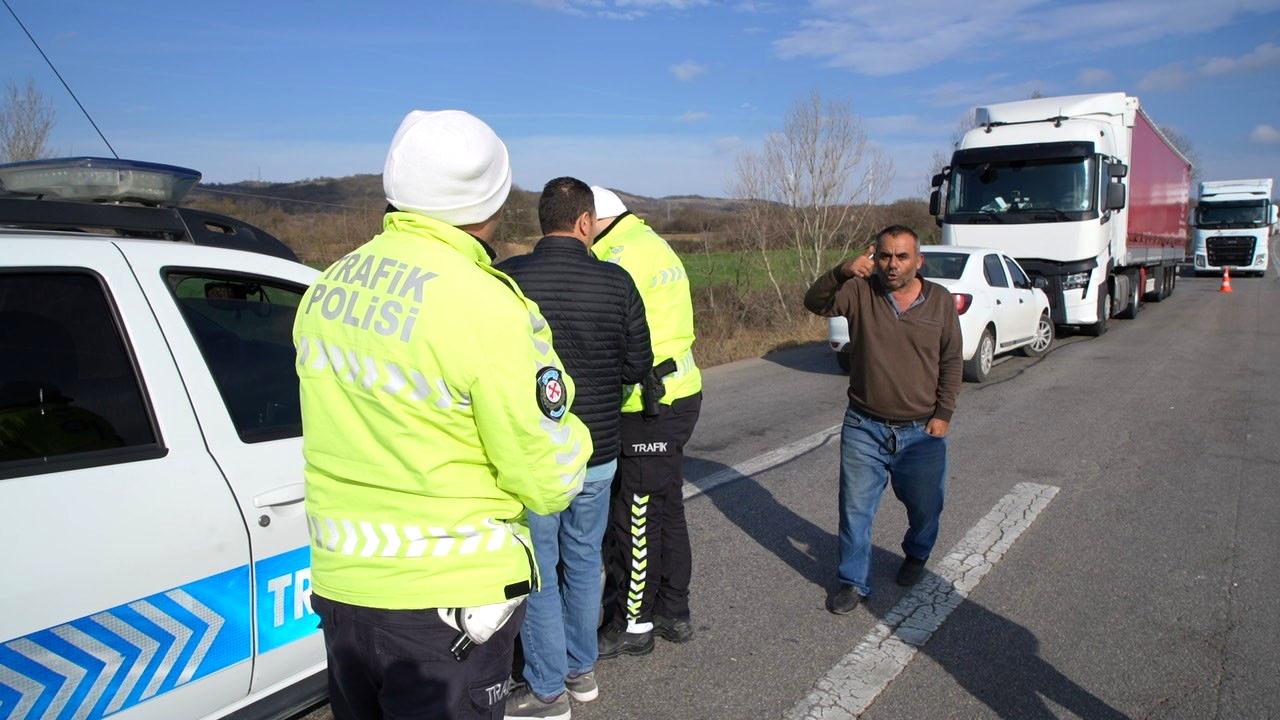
[1062,271,1091,290]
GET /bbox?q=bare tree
[0,78,56,162]
[926,109,981,192]
[733,92,892,316]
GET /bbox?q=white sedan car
[827,246,1053,382]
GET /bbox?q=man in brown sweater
[804,224,962,614]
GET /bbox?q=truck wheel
[1117,272,1141,320]
[963,328,995,382]
[1148,267,1167,302]
[836,352,851,373]
[1083,284,1110,337]
[1019,312,1054,357]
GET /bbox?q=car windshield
[947,157,1095,219]
[921,252,968,280]
[1196,201,1268,228]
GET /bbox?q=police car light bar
[0,157,201,207]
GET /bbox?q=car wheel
[963,328,995,383]
[1083,283,1110,337]
[1019,312,1054,357]
[836,352,851,373]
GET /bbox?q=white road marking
[786,482,1060,720]
[683,424,841,500]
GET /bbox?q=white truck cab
[1191,178,1276,277]
[0,158,324,719]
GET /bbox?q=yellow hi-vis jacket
[294,211,592,610]
[592,213,702,411]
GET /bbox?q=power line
[3,0,118,158]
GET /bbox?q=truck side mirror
[1109,163,1128,179]
[929,189,942,217]
[1106,182,1127,211]
[930,172,946,189]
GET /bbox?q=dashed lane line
[786,482,1061,720]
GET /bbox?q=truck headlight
[1257,254,1267,266]
[1195,255,1207,268]
[1062,271,1091,290]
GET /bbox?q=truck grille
[1206,236,1256,267]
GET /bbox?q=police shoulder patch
[535,366,568,420]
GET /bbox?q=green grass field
[677,247,815,290]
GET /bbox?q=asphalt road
[302,268,1280,720]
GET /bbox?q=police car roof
[0,157,298,262]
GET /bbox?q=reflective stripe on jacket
[294,211,592,609]
[592,213,701,411]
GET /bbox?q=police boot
[654,615,694,643]
[597,625,653,659]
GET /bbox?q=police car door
[0,238,254,719]
[121,244,325,696]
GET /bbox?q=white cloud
[670,60,707,81]
[921,74,1049,108]
[774,0,1280,76]
[1250,124,1280,144]
[1076,67,1115,89]
[1138,63,1190,92]
[681,111,710,123]
[1200,42,1280,76]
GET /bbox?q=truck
[0,157,326,719]
[1191,178,1276,277]
[929,92,1192,336]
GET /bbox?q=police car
[0,158,324,719]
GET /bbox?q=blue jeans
[521,459,616,698]
[838,406,947,596]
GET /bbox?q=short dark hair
[539,177,595,235]
[874,224,920,250]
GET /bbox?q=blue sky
[2,0,1278,201]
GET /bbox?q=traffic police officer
[294,110,592,719]
[589,186,703,657]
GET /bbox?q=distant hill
[193,174,746,218]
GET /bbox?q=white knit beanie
[590,185,627,220]
[383,110,512,226]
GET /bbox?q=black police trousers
[604,392,702,627]
[312,594,524,720]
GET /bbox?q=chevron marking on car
[0,565,252,719]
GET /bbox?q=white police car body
[0,158,324,719]
[827,246,1053,382]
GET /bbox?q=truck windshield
[947,157,1096,222]
[1196,201,1268,228]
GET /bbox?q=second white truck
[1191,178,1276,277]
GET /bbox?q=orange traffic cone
[1219,266,1234,293]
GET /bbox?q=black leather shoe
[827,585,866,615]
[598,627,654,659]
[896,556,927,587]
[655,615,694,643]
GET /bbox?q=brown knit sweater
[804,266,963,422]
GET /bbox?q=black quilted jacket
[498,236,652,465]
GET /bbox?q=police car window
[983,254,1010,288]
[166,271,305,443]
[0,272,160,474]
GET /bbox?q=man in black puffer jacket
[498,176,652,717]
